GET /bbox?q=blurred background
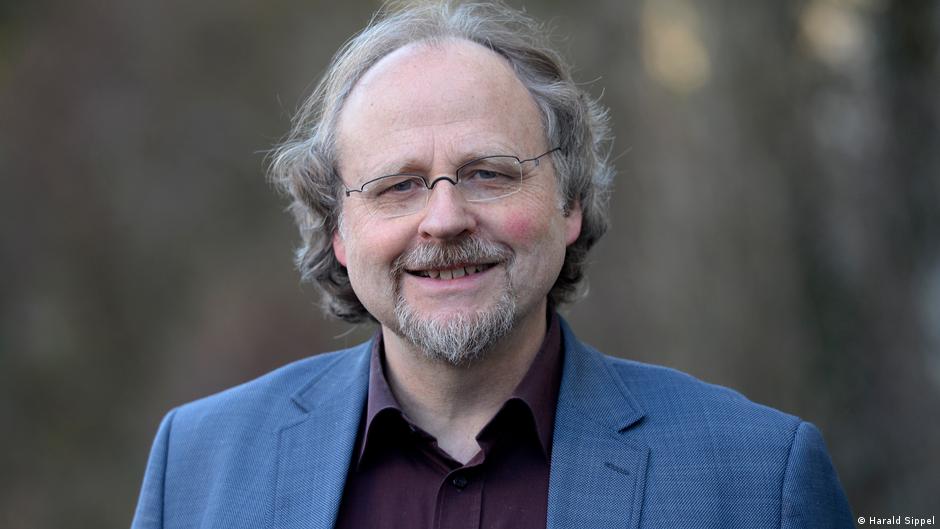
[1,0,938,526]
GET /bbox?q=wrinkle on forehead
[335,39,546,185]
[354,38,517,94]
[346,41,530,126]
[352,129,530,185]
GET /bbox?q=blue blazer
[132,320,854,528]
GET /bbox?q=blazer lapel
[272,343,371,529]
[547,320,649,529]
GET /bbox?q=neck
[380,301,548,463]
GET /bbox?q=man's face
[333,39,581,361]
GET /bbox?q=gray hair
[269,0,614,323]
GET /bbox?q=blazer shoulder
[604,354,802,440]
[602,356,853,524]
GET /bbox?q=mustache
[392,236,512,275]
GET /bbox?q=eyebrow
[366,146,521,180]
[355,160,426,187]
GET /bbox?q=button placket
[436,469,482,529]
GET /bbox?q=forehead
[335,39,545,177]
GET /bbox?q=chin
[393,289,518,364]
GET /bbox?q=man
[132,2,854,528]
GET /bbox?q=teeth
[416,264,491,279]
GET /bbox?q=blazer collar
[289,341,372,413]
[556,317,645,432]
[273,342,372,529]
[547,318,649,529]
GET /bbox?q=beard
[390,236,517,366]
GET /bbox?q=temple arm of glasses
[521,147,562,165]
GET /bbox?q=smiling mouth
[405,263,497,280]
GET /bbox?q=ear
[564,200,583,246]
[332,230,347,267]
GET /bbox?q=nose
[417,181,477,240]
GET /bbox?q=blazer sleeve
[780,421,855,529]
[131,409,176,529]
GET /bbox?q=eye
[467,169,507,180]
[367,175,426,198]
[458,156,521,184]
[389,179,416,192]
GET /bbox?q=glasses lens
[456,156,523,202]
[361,175,428,218]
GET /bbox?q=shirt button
[451,475,469,489]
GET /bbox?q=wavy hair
[269,0,614,322]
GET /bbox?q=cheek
[503,211,539,242]
[345,218,415,274]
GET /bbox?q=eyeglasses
[343,147,561,219]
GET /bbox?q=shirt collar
[358,311,564,465]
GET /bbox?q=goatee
[390,236,516,365]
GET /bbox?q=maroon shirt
[333,313,563,529]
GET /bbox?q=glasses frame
[343,147,562,204]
